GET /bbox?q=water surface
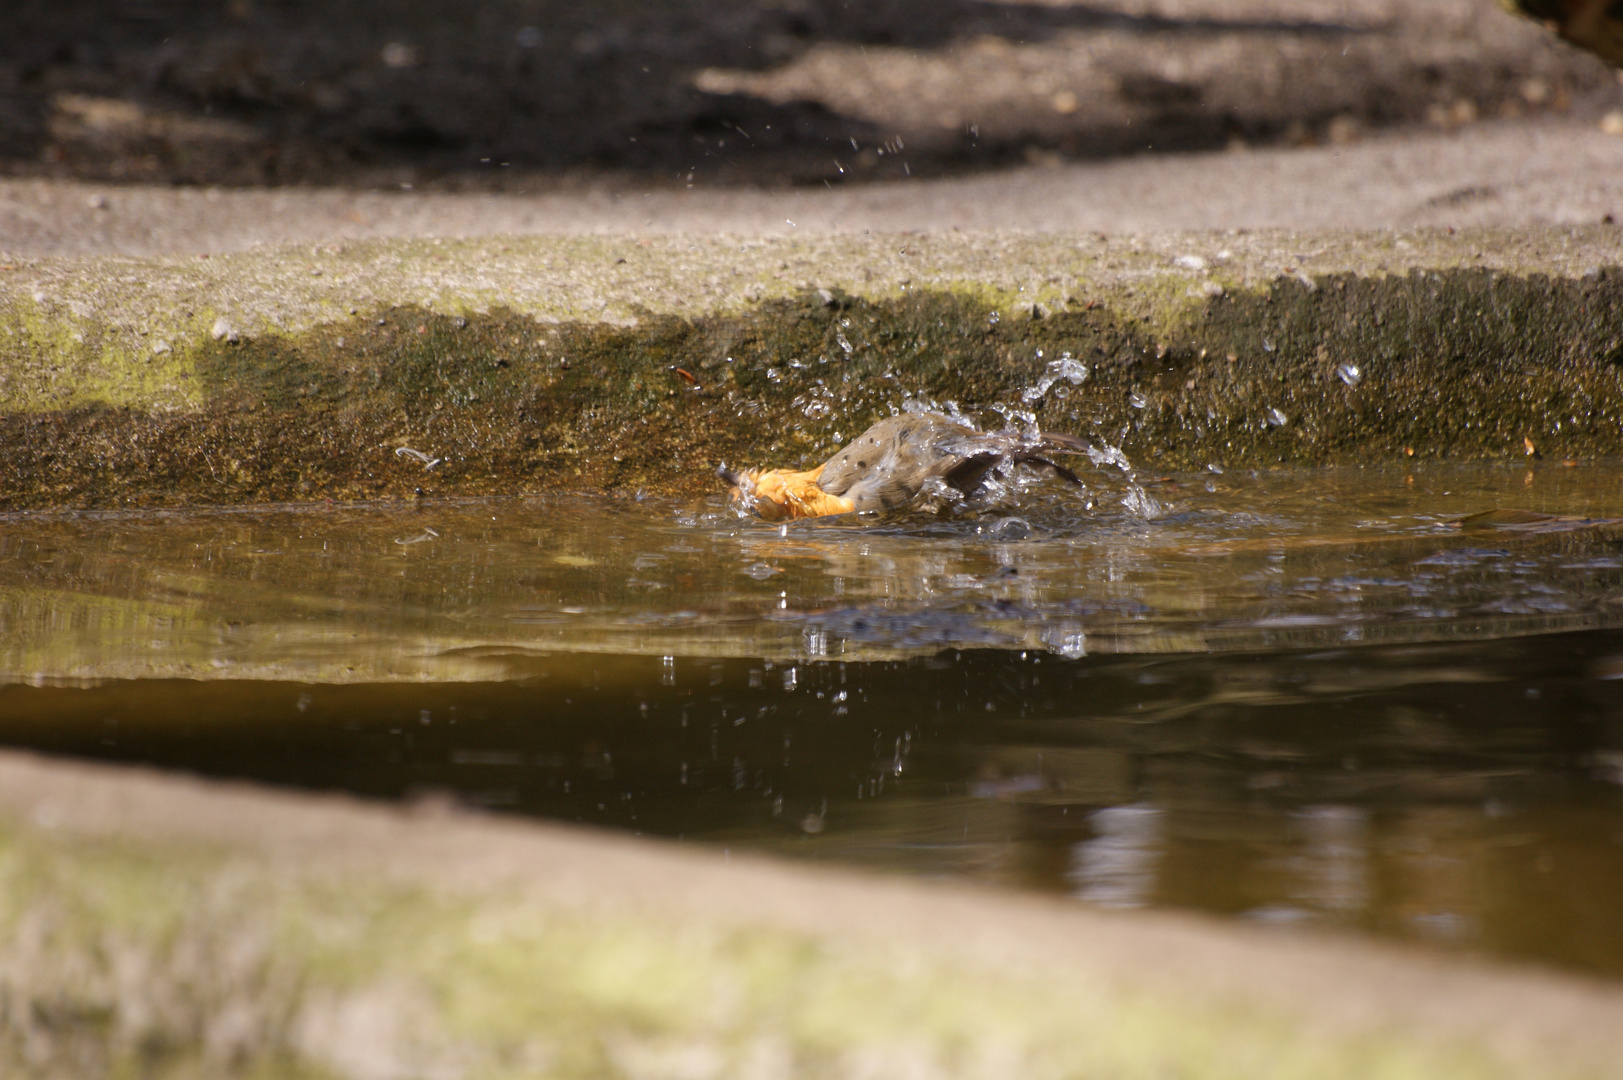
[3,460,1621,680]
[4,459,1623,977]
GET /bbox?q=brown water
[4,459,1623,977]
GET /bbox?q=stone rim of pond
[0,227,1621,510]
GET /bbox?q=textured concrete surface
[0,227,1620,509]
[3,117,1623,256]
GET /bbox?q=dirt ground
[4,0,1621,192]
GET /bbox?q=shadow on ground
[2,0,1619,189]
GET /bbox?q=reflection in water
[2,461,1623,979]
[3,635,1623,979]
[0,461,1622,681]
[1277,805,1370,921]
[1068,805,1163,908]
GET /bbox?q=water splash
[988,403,1043,441]
[1087,444,1132,472]
[1021,353,1090,404]
[1121,483,1166,521]
[900,394,970,422]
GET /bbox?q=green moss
[1,234,1621,509]
[0,816,1570,1080]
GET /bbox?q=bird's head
[717,464,789,521]
[715,464,848,520]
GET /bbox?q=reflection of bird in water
[717,413,1089,520]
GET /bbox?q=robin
[716,413,1090,520]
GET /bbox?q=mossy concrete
[4,749,1623,1080]
[1,228,1621,509]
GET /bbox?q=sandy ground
[4,115,1623,257]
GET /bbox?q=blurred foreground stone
[3,749,1623,1079]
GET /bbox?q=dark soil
[2,0,1618,190]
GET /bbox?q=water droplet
[1044,626,1087,659]
[1129,391,1149,409]
[1087,443,1133,472]
[1266,407,1289,427]
[1337,363,1362,387]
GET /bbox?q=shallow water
[4,459,1623,976]
[3,460,1622,679]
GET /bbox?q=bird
[716,412,1090,520]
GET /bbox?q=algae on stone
[0,814,1555,1080]
[0,231,1620,510]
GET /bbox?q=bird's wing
[937,450,1002,494]
[819,414,976,496]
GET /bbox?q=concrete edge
[1,227,1622,510]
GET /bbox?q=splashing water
[988,402,1040,436]
[883,381,1161,525]
[900,394,968,420]
[1121,483,1167,521]
[1021,353,1090,404]
[1087,444,1133,473]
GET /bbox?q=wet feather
[720,414,1089,520]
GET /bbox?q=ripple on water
[5,461,1623,980]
